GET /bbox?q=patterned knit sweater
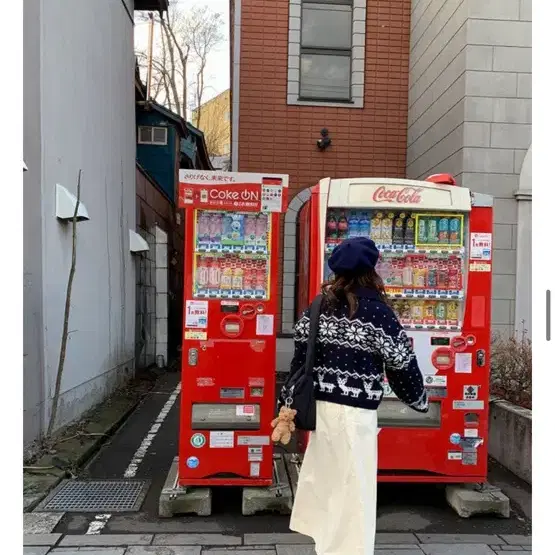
[289,288,428,412]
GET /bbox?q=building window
[300,1,352,101]
[138,126,168,145]
[287,0,366,108]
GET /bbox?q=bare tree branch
[158,11,181,115]
[188,6,225,127]
[134,2,224,120]
[47,170,82,437]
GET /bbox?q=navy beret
[328,237,380,276]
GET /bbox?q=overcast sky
[134,0,230,104]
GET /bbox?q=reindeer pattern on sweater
[287,288,429,413]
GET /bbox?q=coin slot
[240,304,256,320]
[451,336,466,352]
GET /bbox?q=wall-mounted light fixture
[129,230,150,253]
[317,128,332,151]
[55,184,90,222]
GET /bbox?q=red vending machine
[297,176,493,483]
[178,170,289,487]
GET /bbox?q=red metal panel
[376,204,493,481]
[178,204,282,487]
[298,184,493,483]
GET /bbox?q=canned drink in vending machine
[449,217,461,245]
[427,217,439,244]
[417,218,427,244]
[438,217,449,244]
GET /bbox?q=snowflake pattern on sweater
[287,288,428,412]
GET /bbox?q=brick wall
[234,0,413,331]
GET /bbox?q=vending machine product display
[296,177,493,483]
[178,170,288,487]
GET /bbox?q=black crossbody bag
[278,295,323,431]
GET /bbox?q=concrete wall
[23,0,137,448]
[407,0,532,334]
[489,399,531,484]
[23,0,46,446]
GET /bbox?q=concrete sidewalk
[23,532,532,554]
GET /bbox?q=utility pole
[146,12,154,100]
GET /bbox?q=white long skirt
[290,401,378,555]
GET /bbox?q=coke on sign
[372,186,424,204]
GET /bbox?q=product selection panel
[324,208,466,332]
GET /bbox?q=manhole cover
[36,479,150,512]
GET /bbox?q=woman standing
[288,237,429,555]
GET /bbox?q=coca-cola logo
[372,186,423,204]
[208,188,260,202]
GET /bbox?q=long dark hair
[321,268,387,318]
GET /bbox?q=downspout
[231,0,241,171]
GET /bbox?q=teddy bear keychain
[270,406,298,445]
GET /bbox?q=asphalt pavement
[25,368,529,539]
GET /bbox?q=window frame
[298,0,354,103]
[137,125,168,146]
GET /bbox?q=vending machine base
[445,483,510,519]
[241,453,293,516]
[159,455,295,517]
[158,457,212,517]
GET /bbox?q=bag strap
[304,295,323,376]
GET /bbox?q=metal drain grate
[36,479,150,512]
